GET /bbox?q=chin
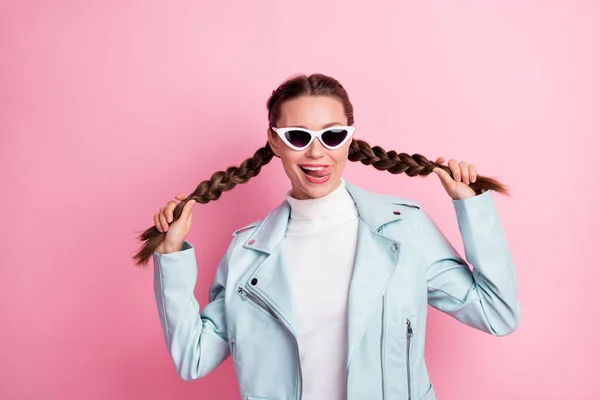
[294,176,340,200]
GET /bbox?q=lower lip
[302,169,332,184]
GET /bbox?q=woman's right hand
[154,193,196,254]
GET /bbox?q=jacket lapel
[346,221,400,361]
[240,201,299,336]
[344,182,411,364]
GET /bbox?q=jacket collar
[242,180,419,253]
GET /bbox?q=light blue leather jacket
[152,181,520,400]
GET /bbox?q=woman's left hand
[432,157,478,200]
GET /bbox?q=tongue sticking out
[301,167,329,178]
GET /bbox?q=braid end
[349,139,510,196]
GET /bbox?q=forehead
[277,96,347,129]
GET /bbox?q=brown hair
[133,73,508,266]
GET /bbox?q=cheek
[333,149,350,168]
[279,149,301,173]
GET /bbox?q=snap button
[392,243,398,251]
[251,278,258,286]
[393,211,401,215]
[248,239,256,245]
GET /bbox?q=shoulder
[341,181,428,239]
[346,181,423,216]
[383,192,422,210]
[346,180,420,207]
[230,198,291,238]
[375,191,423,216]
[232,219,263,236]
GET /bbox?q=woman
[134,73,520,400]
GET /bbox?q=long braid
[133,144,274,266]
[134,139,507,266]
[349,139,509,195]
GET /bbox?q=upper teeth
[302,166,325,171]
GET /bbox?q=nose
[305,137,326,159]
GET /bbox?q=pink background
[1,1,598,399]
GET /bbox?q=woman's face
[268,95,351,200]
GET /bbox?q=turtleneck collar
[285,179,358,230]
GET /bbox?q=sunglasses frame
[270,125,356,151]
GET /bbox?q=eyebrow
[292,122,345,129]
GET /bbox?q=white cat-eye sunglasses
[271,126,355,151]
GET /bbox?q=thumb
[433,167,454,187]
[181,199,196,222]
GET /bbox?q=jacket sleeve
[421,190,520,336]
[153,237,235,380]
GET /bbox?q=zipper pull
[406,319,413,338]
[229,336,236,345]
[237,287,248,301]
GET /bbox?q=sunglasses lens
[285,130,312,148]
[322,128,349,148]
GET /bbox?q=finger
[159,207,169,232]
[175,193,187,200]
[448,159,461,181]
[436,157,445,164]
[468,164,478,183]
[459,161,470,185]
[181,199,196,222]
[154,214,162,233]
[164,200,178,223]
[186,204,194,229]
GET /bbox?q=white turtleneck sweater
[284,179,360,400]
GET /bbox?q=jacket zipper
[229,336,236,360]
[406,318,413,400]
[238,286,303,400]
[237,287,279,319]
[380,294,387,400]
